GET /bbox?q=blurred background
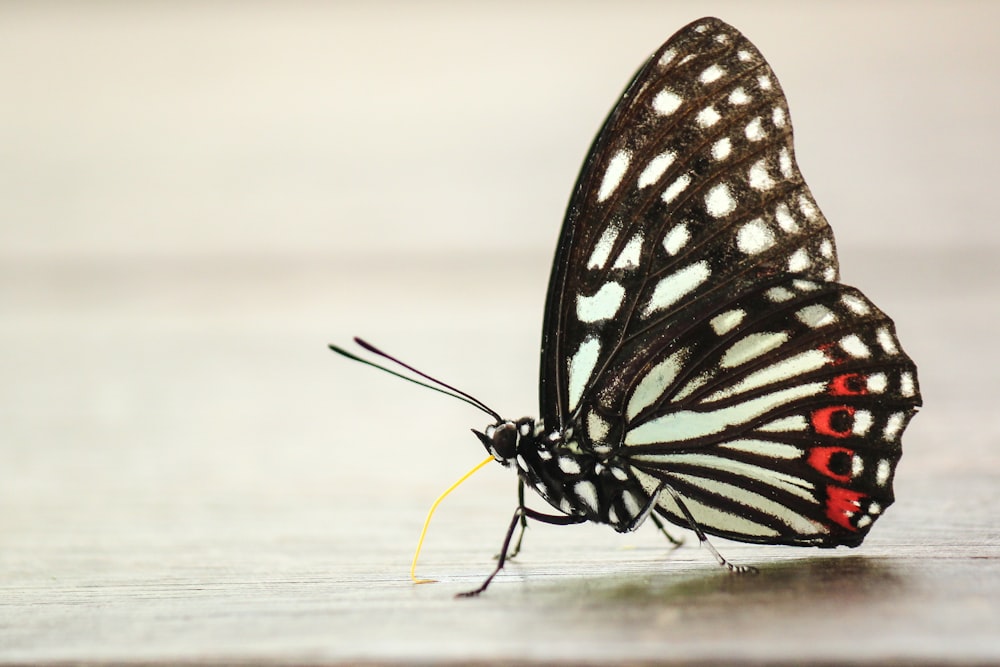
[1,1,997,662]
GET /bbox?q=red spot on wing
[807,446,853,483]
[825,485,865,531]
[811,405,855,438]
[830,373,867,396]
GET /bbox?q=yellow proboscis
[410,455,494,585]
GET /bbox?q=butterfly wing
[618,274,919,546]
[538,17,921,545]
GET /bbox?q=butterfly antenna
[328,337,502,422]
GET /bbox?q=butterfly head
[472,417,536,465]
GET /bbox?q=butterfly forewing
[539,17,920,545]
[542,18,839,430]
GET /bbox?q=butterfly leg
[500,479,529,560]
[650,513,685,548]
[458,506,587,598]
[659,484,757,574]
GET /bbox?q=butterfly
[333,16,921,596]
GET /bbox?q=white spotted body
[477,417,659,532]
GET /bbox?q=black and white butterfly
[333,17,921,596]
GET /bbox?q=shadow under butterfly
[331,16,921,597]
[539,555,907,607]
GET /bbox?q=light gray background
[2,2,997,665]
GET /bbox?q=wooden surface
[2,3,999,665]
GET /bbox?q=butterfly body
[476,418,658,533]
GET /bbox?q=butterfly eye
[474,422,519,461]
[492,423,519,460]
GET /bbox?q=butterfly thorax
[474,418,657,533]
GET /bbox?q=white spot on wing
[642,261,710,317]
[658,48,677,66]
[710,309,745,335]
[736,218,774,254]
[576,281,626,323]
[772,106,786,127]
[853,410,873,436]
[575,480,599,513]
[867,373,888,393]
[748,159,774,191]
[745,117,765,141]
[700,64,725,84]
[720,438,801,458]
[712,137,731,161]
[798,194,818,219]
[661,173,692,204]
[793,279,818,291]
[705,183,736,218]
[841,294,871,315]
[757,416,808,433]
[840,334,871,359]
[876,460,891,485]
[778,148,793,177]
[637,151,676,189]
[877,327,899,354]
[559,457,581,475]
[729,87,750,105]
[721,332,789,369]
[697,106,721,127]
[672,372,709,402]
[587,411,610,442]
[758,75,772,90]
[627,349,686,420]
[567,336,601,412]
[765,286,794,302]
[653,88,683,115]
[662,223,690,256]
[597,149,631,202]
[587,224,620,270]
[775,203,798,232]
[612,233,644,269]
[900,372,916,397]
[795,304,836,328]
[788,248,811,272]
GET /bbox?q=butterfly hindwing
[613,275,918,545]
